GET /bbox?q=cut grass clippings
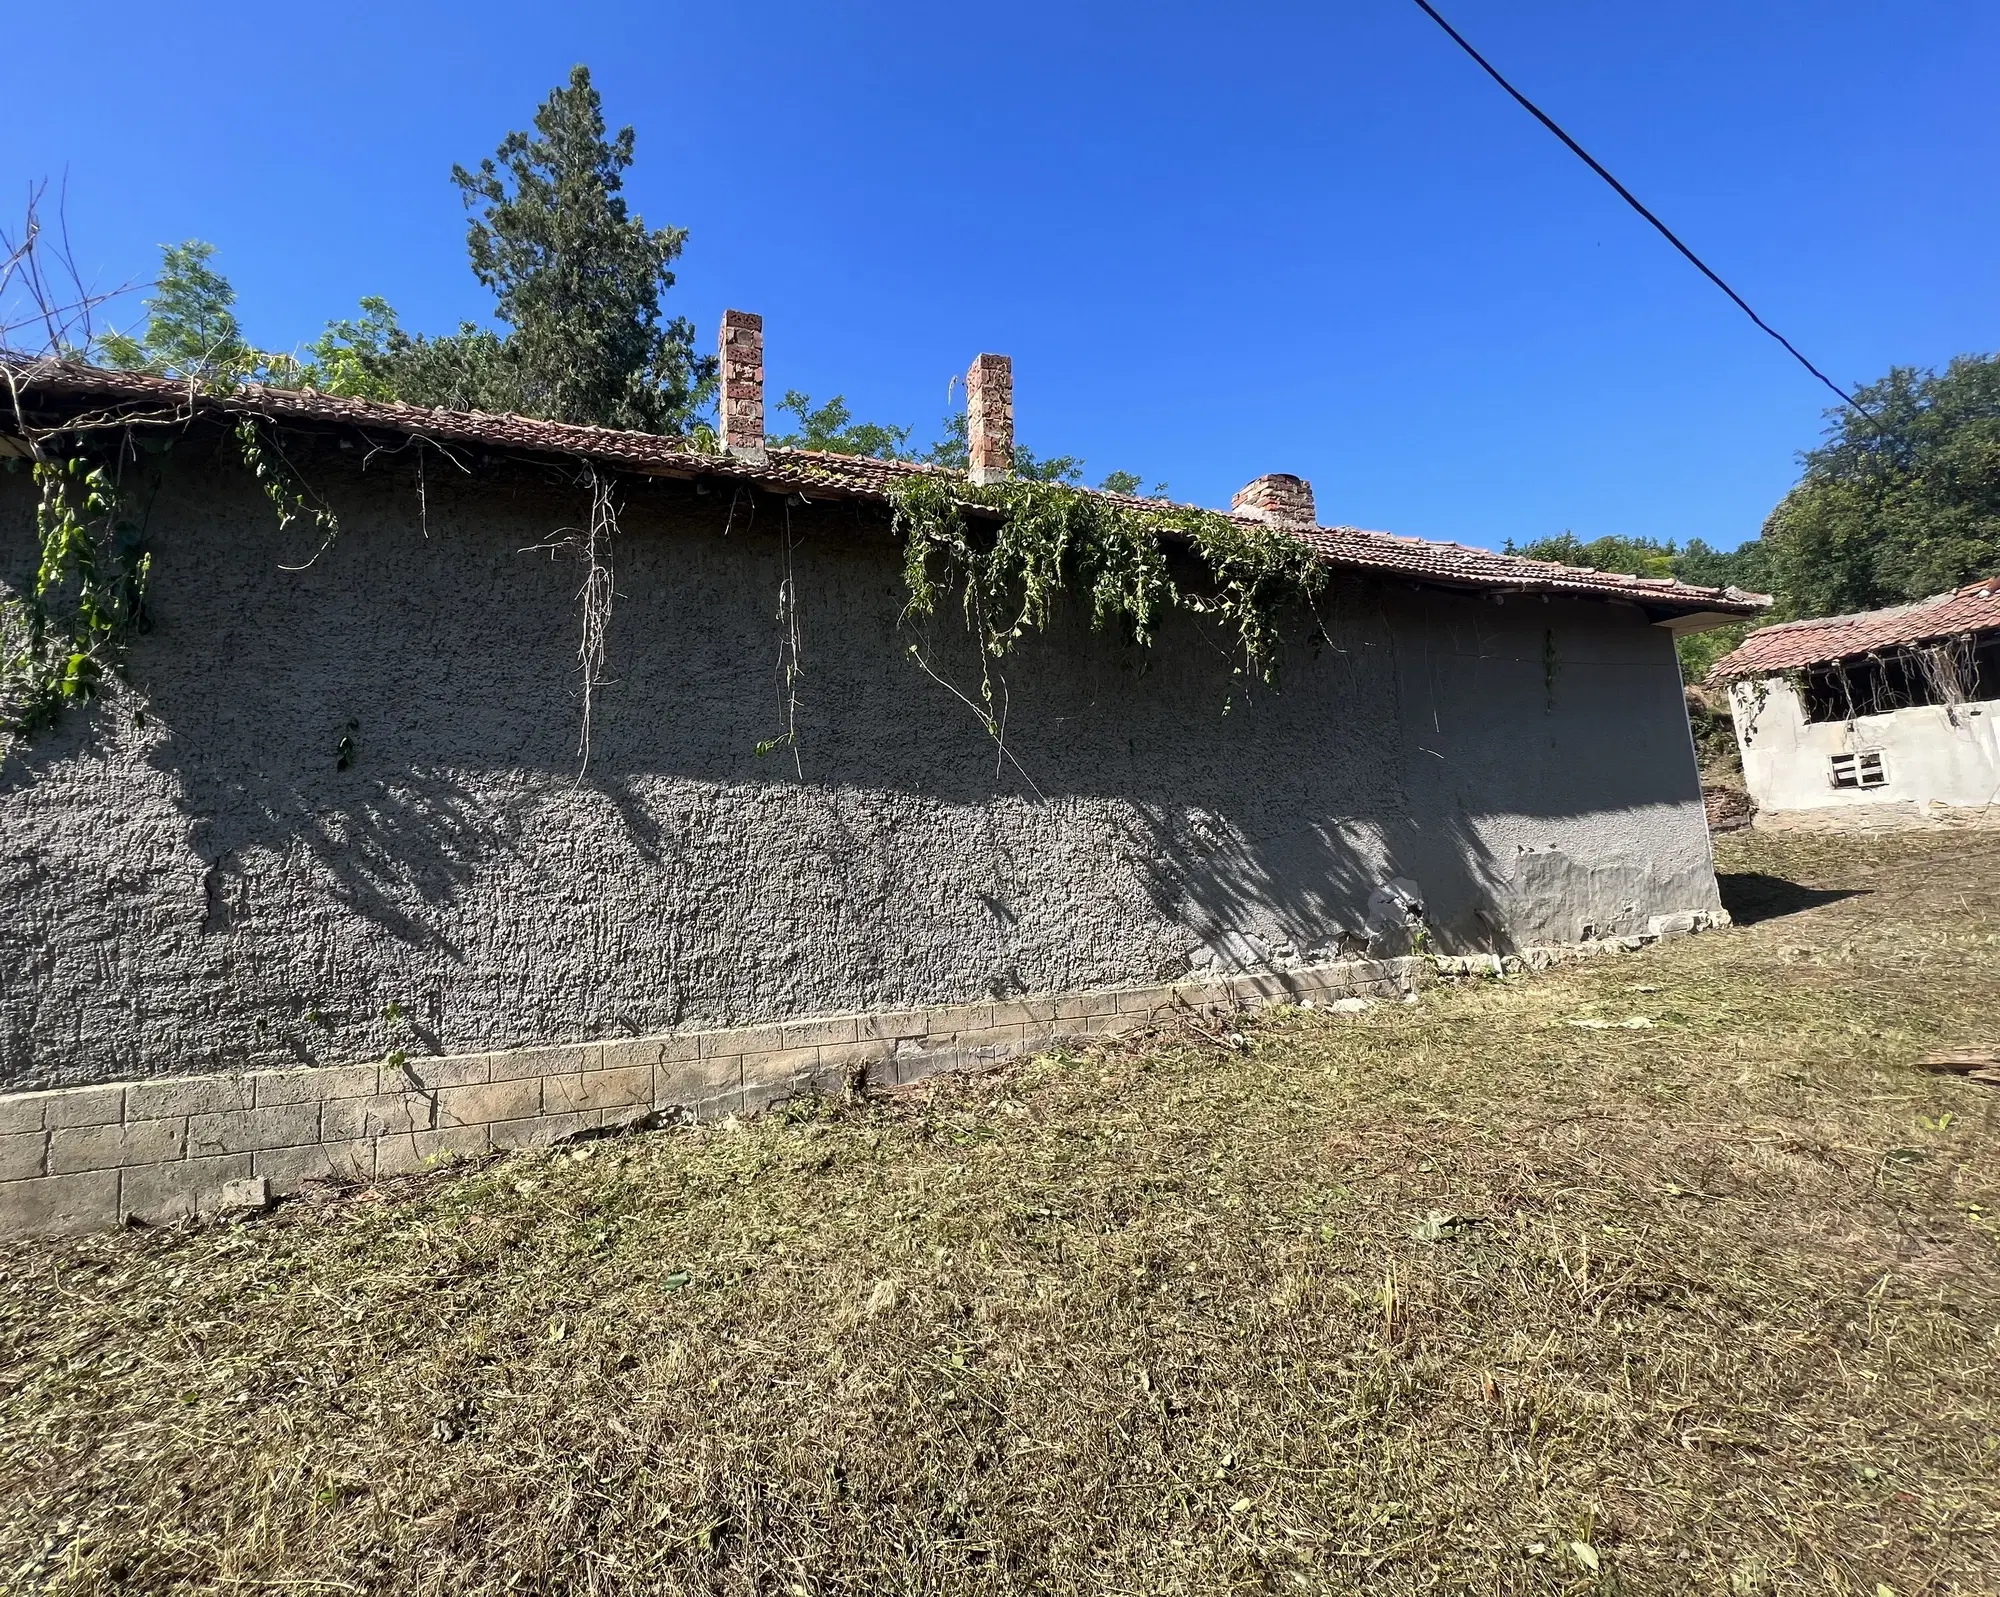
[2,829,1997,1595]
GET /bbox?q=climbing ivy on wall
[893,473,1326,719]
[1,456,151,738]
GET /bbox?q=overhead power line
[1407,0,1864,416]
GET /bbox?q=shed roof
[1707,577,2000,679]
[4,361,1769,622]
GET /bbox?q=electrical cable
[1408,0,1866,416]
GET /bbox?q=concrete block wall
[0,957,1417,1239]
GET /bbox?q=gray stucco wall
[0,448,1719,1092]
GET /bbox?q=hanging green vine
[1,456,151,739]
[234,417,340,558]
[894,474,1325,717]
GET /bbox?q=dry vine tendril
[892,474,1326,722]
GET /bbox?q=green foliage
[1673,536,1769,595]
[301,298,405,401]
[771,391,912,460]
[1761,355,2000,617]
[894,473,1324,722]
[233,418,339,546]
[1506,529,1773,683]
[98,241,297,387]
[437,65,711,432]
[2,457,150,740]
[1506,531,1676,579]
[919,410,1148,490]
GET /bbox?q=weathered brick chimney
[719,309,766,464]
[1231,473,1317,529]
[965,353,1013,485]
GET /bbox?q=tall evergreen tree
[310,67,712,432]
[445,65,707,431]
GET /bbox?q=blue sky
[5,0,1995,551]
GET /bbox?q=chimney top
[1231,474,1316,529]
[719,309,766,464]
[965,353,1013,486]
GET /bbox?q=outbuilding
[1,325,1766,1233]
[1711,578,2000,830]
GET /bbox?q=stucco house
[0,318,1767,1234]
[1712,577,2000,829]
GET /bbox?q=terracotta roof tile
[3,362,1768,620]
[1707,578,2000,679]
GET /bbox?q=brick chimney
[719,309,766,463]
[965,353,1013,485]
[1231,473,1316,529]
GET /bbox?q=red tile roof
[4,361,1769,620]
[1708,577,2000,679]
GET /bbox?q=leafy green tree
[1506,530,1772,682]
[300,297,406,401]
[921,409,1132,486]
[1760,355,2000,617]
[438,65,709,431]
[1504,530,1676,579]
[1672,536,1769,595]
[771,391,913,459]
[99,242,274,385]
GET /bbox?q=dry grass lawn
[2,829,1997,1596]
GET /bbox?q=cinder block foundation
[0,910,1726,1241]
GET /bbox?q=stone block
[688,1089,745,1123]
[375,1125,491,1178]
[1118,985,1173,1015]
[252,1063,379,1107]
[543,1066,653,1116]
[120,1154,254,1225]
[433,1078,542,1128]
[126,1074,255,1120]
[657,1054,743,1108]
[855,1009,929,1043]
[816,1036,896,1079]
[989,994,1059,1027]
[0,1095,46,1136]
[321,1091,431,1141]
[392,1055,490,1092]
[0,1132,45,1182]
[929,1003,990,1037]
[39,1085,126,1129]
[601,1034,699,1071]
[711,1022,792,1057]
[738,1046,822,1091]
[779,1013,862,1049]
[889,1044,959,1089]
[49,1117,186,1175]
[487,1043,599,1083]
[186,1101,322,1159]
[0,1170,120,1238]
[254,1139,374,1192]
[950,1024,1026,1060]
[489,1113,586,1151]
[218,1176,271,1212]
[1053,989,1121,1021]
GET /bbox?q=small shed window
[1829,750,1887,789]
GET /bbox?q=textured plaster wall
[0,449,1719,1091]
[1731,677,2000,819]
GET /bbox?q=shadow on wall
[0,463,1713,1087]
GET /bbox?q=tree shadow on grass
[1719,872,1869,927]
